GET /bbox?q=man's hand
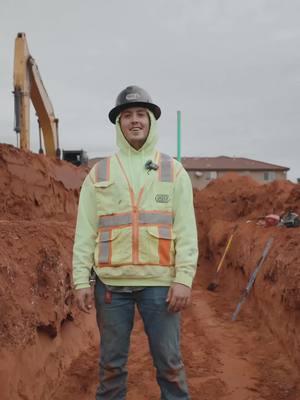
[75,287,94,313]
[166,283,191,313]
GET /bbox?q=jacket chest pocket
[94,181,117,214]
[139,226,176,265]
[96,227,132,266]
[94,181,131,215]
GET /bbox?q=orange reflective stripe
[116,154,145,265]
[158,226,172,265]
[132,187,144,264]
[137,186,145,206]
[116,154,131,188]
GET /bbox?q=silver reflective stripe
[99,231,110,263]
[158,226,172,239]
[99,213,132,228]
[97,158,109,182]
[160,153,173,182]
[139,212,173,225]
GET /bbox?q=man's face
[119,107,150,150]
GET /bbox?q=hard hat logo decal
[126,93,140,101]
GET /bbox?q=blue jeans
[94,278,190,400]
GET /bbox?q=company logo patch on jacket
[155,194,170,203]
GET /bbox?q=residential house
[181,156,289,190]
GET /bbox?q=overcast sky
[1,0,300,181]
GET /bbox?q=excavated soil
[0,144,299,400]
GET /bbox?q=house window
[194,171,203,178]
[264,171,276,181]
[206,171,217,180]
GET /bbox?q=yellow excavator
[13,32,87,165]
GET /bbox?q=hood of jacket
[115,111,158,193]
[116,110,158,157]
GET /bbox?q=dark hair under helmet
[109,85,161,124]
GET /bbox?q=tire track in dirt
[183,287,259,399]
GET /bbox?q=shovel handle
[216,234,234,273]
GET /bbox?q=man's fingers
[75,288,93,313]
[77,298,90,313]
[168,296,181,312]
[166,284,192,312]
[168,296,189,312]
[166,286,173,303]
[76,300,86,313]
[181,297,189,310]
[178,297,186,311]
[85,293,93,310]
[167,283,191,304]
[175,297,186,312]
[167,289,177,311]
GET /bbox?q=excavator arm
[13,32,30,150]
[13,32,59,157]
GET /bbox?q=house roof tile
[181,156,289,171]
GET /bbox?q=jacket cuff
[73,282,91,290]
[173,272,193,288]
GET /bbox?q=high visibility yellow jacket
[72,112,198,289]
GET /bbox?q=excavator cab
[62,150,88,167]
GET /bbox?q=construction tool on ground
[207,233,234,291]
[232,236,274,321]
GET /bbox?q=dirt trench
[0,144,299,400]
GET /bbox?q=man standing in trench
[73,85,198,400]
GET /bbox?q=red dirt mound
[195,173,300,369]
[0,144,98,400]
[0,144,87,220]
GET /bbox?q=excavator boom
[29,56,58,157]
[13,32,59,157]
[13,32,30,150]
